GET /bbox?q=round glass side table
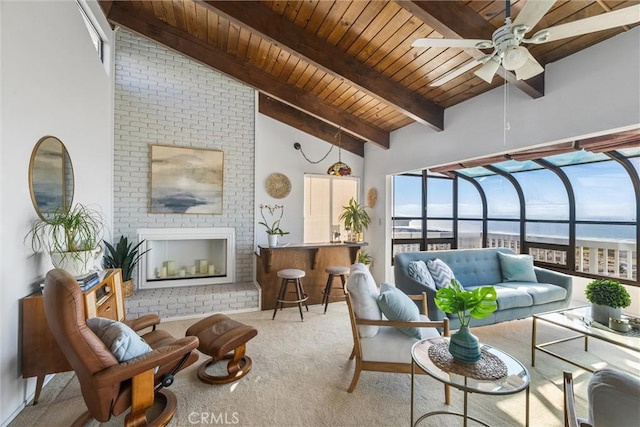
[411,337,530,427]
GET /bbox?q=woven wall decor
[265,173,291,199]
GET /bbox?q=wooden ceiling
[99,1,639,156]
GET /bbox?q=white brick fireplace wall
[113,29,258,317]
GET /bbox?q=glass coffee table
[532,306,640,372]
[411,337,530,427]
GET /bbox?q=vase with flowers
[259,204,290,247]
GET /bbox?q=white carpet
[11,303,639,427]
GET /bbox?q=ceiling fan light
[502,45,529,70]
[515,51,545,80]
[474,58,500,83]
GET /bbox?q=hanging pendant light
[327,128,352,176]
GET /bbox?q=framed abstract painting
[150,145,224,214]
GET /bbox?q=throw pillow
[87,317,153,362]
[498,252,538,282]
[377,283,421,339]
[426,258,456,289]
[408,260,436,289]
[346,265,382,338]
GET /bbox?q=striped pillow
[426,258,456,289]
[408,260,436,289]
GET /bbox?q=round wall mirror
[29,136,74,221]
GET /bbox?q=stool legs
[273,278,308,321]
[322,273,347,313]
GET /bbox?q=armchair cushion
[377,283,421,339]
[346,264,382,338]
[87,317,153,363]
[498,252,538,283]
[426,258,456,289]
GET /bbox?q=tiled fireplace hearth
[128,228,259,319]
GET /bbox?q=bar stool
[273,269,309,321]
[321,266,349,313]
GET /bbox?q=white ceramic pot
[50,247,102,277]
[267,234,279,247]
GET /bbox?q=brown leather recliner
[43,269,200,426]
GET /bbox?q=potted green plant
[339,198,371,242]
[585,279,631,325]
[26,203,105,277]
[103,236,150,297]
[357,250,372,268]
[258,204,290,247]
[435,279,497,363]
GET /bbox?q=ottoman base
[198,350,253,384]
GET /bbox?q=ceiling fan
[412,0,640,86]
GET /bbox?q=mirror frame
[28,136,74,221]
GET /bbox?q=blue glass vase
[449,325,481,363]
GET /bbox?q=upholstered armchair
[563,369,640,427]
[345,264,450,403]
[43,269,200,426]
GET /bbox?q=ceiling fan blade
[412,38,491,49]
[531,4,640,43]
[474,57,501,84]
[513,0,556,31]
[515,51,544,80]
[430,60,481,87]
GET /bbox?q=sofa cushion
[378,283,421,339]
[426,259,456,289]
[466,285,533,310]
[359,315,440,364]
[346,264,381,338]
[497,282,567,305]
[498,252,538,282]
[408,260,436,289]
[87,317,152,362]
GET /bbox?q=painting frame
[149,144,224,214]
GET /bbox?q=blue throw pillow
[426,258,456,289]
[408,260,436,289]
[498,252,538,282]
[87,317,153,362]
[377,283,421,339]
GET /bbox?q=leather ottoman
[185,314,257,384]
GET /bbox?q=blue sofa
[394,248,572,329]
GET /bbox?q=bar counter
[255,242,367,310]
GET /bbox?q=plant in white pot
[26,203,105,277]
[339,198,370,242]
[585,279,631,325]
[258,204,289,247]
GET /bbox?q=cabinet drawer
[96,294,117,320]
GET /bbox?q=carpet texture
[11,302,637,427]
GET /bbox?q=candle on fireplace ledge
[178,268,186,277]
[199,259,208,274]
[160,267,167,278]
[208,265,215,275]
[165,260,176,276]
[189,265,197,275]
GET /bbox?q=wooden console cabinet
[22,269,125,404]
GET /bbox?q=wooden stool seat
[273,269,309,321]
[185,314,257,384]
[322,266,349,313]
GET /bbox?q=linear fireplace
[137,228,235,289]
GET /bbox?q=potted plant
[585,279,631,325]
[339,198,371,242]
[357,250,372,269]
[26,203,105,277]
[103,236,150,297]
[434,279,497,363]
[258,204,290,247]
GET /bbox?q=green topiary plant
[102,236,150,282]
[585,279,631,309]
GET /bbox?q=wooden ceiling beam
[397,0,545,99]
[200,0,444,131]
[107,3,389,149]
[258,94,365,157]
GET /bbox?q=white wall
[255,112,365,248]
[364,27,640,283]
[0,1,114,425]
